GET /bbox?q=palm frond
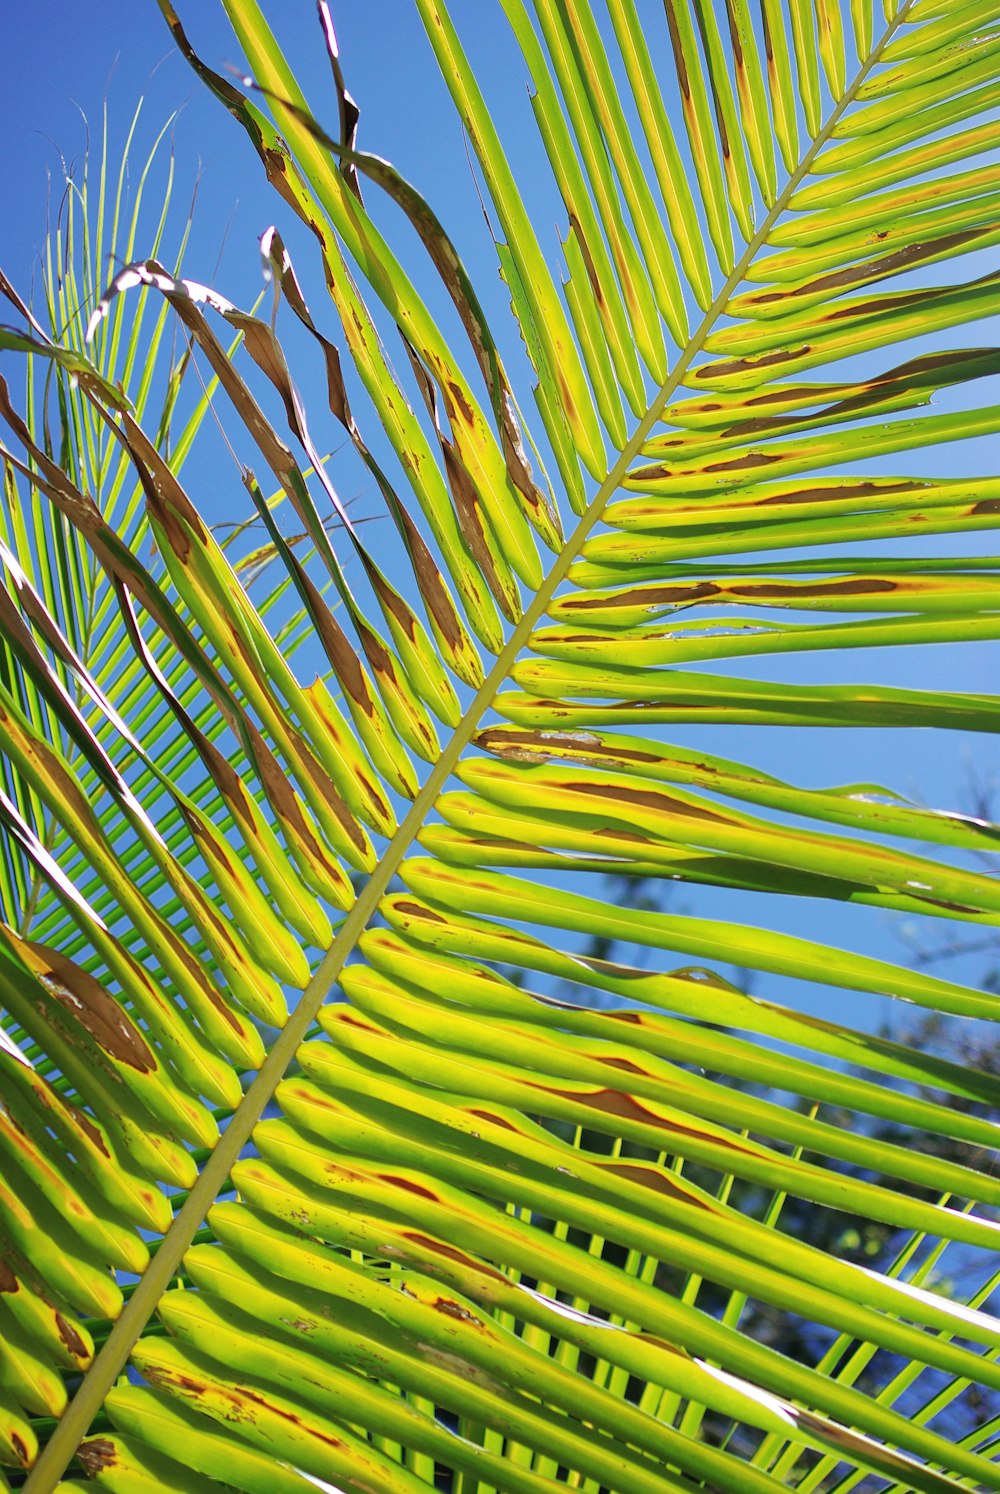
[1,0,999,1490]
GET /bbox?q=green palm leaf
[1,0,999,1489]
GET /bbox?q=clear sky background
[1,2,999,1038]
[0,4,539,324]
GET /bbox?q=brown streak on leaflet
[113,420,370,851]
[459,833,536,851]
[917,895,980,914]
[478,727,660,767]
[577,1089,756,1155]
[614,477,916,513]
[574,577,901,605]
[248,719,360,870]
[402,1232,507,1280]
[331,1009,378,1033]
[145,1364,364,1464]
[393,901,446,923]
[572,780,730,823]
[380,1174,440,1201]
[569,582,721,607]
[355,620,398,685]
[826,263,999,323]
[66,1101,111,1158]
[697,345,808,380]
[278,546,374,716]
[468,1108,519,1132]
[447,380,476,427]
[404,513,466,648]
[717,349,997,436]
[433,1296,482,1324]
[55,1313,89,1359]
[191,731,252,819]
[78,1440,117,1474]
[473,728,559,762]
[442,439,518,622]
[145,1369,207,1397]
[753,228,987,304]
[336,143,548,524]
[704,449,781,474]
[761,0,777,72]
[601,1056,648,1075]
[605,1161,714,1207]
[406,340,518,621]
[372,575,420,642]
[757,478,917,505]
[186,812,238,876]
[569,216,606,311]
[25,942,155,1073]
[233,1386,353,1459]
[263,149,304,214]
[662,0,692,99]
[724,0,745,62]
[694,11,733,162]
[0,1259,17,1293]
[867,349,975,381]
[267,720,369,860]
[319,338,466,651]
[738,578,899,598]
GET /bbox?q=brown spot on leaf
[759,479,915,506]
[371,576,419,643]
[403,1231,504,1277]
[569,216,604,306]
[601,1056,646,1075]
[332,1010,374,1032]
[56,1313,88,1359]
[469,1108,518,1132]
[810,229,984,299]
[572,781,729,823]
[735,578,897,599]
[65,1105,109,1159]
[700,346,808,381]
[434,1296,481,1323]
[24,941,156,1073]
[381,1174,439,1200]
[662,0,691,98]
[704,449,781,474]
[393,901,446,923]
[447,381,475,427]
[571,582,720,609]
[79,1439,118,1474]
[606,1162,712,1207]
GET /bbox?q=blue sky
[0,4,540,317]
[1,2,999,1037]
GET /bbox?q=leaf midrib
[25,5,914,1485]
